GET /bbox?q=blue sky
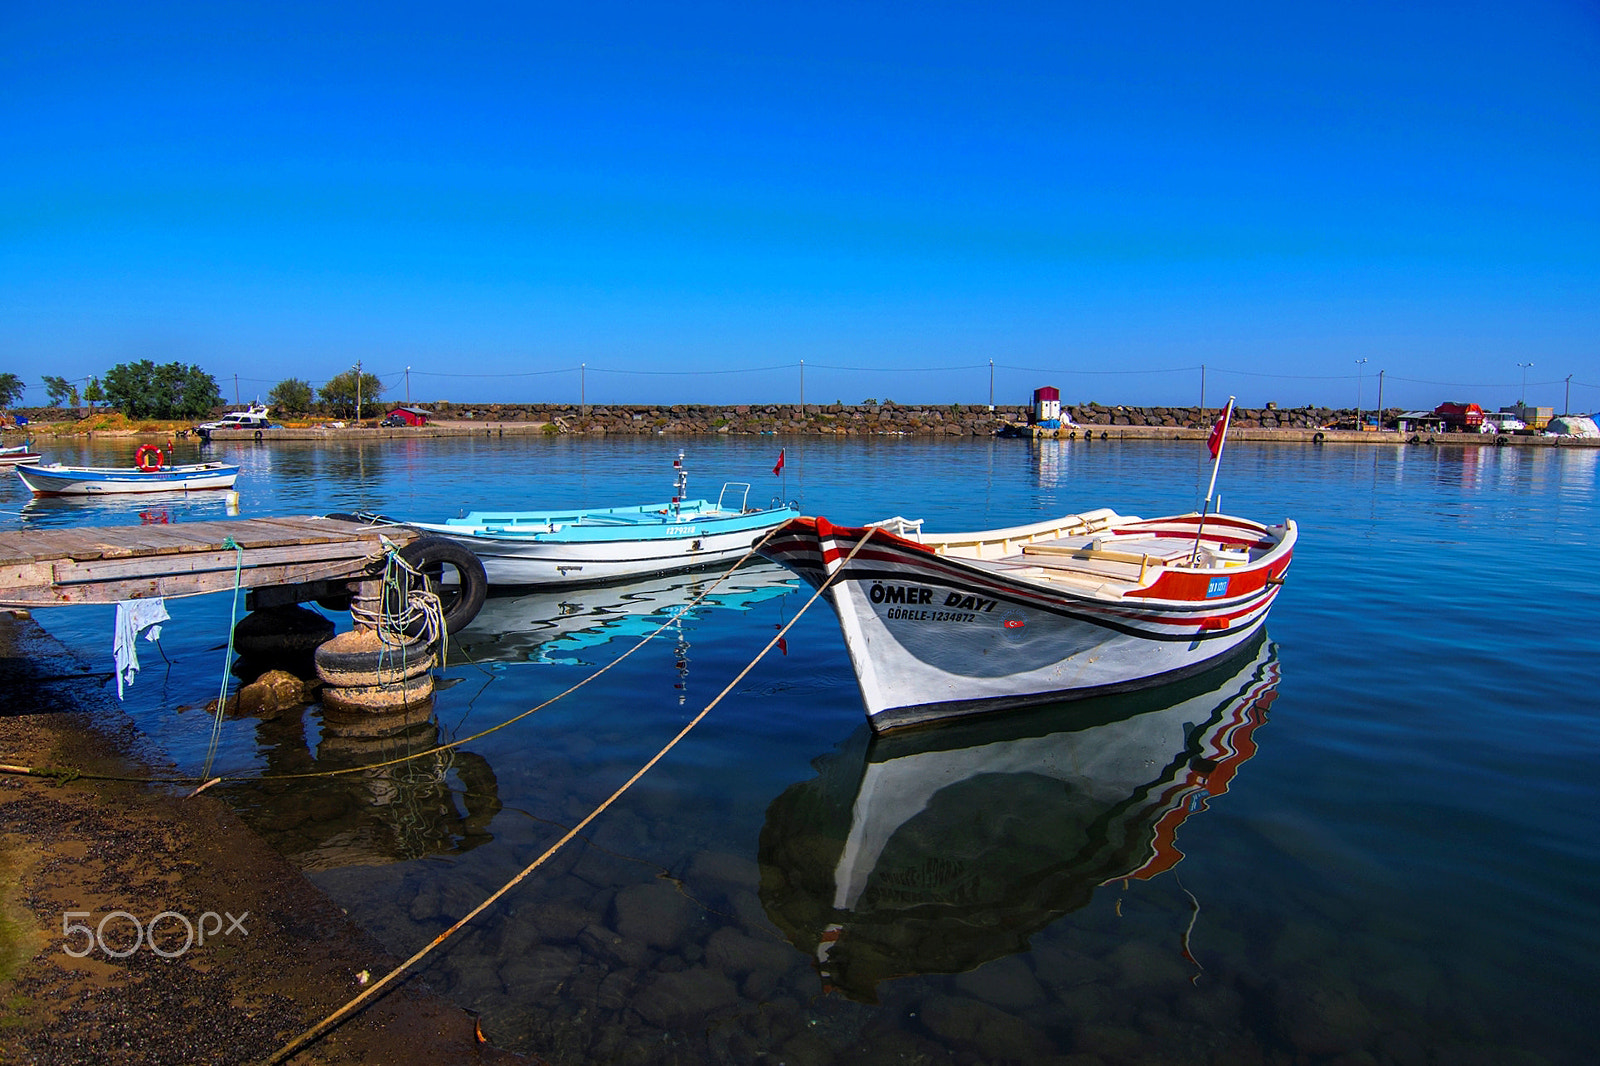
[3,1,1597,412]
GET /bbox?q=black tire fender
[1494,435,1508,447]
[1312,431,1326,444]
[324,511,401,526]
[315,632,436,686]
[385,537,488,634]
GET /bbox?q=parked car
[380,415,406,427]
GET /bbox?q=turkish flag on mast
[773,448,785,476]
[1207,401,1234,458]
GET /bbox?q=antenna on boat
[1190,397,1235,565]
[672,451,686,517]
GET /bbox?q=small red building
[384,406,432,427]
[1031,386,1062,425]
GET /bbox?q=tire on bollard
[314,629,435,688]
[383,537,488,636]
[320,673,436,716]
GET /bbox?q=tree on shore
[318,369,384,420]
[0,372,22,408]
[42,375,79,408]
[268,378,315,415]
[84,377,104,410]
[102,360,223,419]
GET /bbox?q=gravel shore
[0,609,531,1066]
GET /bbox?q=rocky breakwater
[430,400,1359,436]
[1062,403,1342,430]
[432,400,1023,435]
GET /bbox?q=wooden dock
[0,516,419,608]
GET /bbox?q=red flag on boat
[773,448,785,476]
[1207,401,1234,458]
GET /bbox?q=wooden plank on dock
[0,516,419,607]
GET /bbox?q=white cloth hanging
[113,597,171,698]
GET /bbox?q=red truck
[1433,402,1484,431]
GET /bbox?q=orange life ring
[135,445,164,472]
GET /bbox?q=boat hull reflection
[452,561,798,666]
[758,633,1280,1001]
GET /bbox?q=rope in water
[0,529,788,790]
[255,526,874,1066]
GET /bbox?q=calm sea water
[6,435,1598,1064]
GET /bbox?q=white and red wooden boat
[0,443,42,466]
[759,506,1295,732]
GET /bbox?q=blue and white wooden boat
[407,454,802,586]
[15,461,240,496]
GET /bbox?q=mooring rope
[199,536,245,781]
[347,541,450,675]
[1,529,790,789]
[256,527,875,1066]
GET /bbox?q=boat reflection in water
[758,633,1280,1001]
[451,561,799,669]
[18,488,236,529]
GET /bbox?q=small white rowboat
[759,507,1295,732]
[16,461,240,496]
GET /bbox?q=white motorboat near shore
[195,403,275,440]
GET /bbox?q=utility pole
[354,360,362,424]
[988,359,994,411]
[1377,370,1385,430]
[405,366,410,405]
[234,374,239,406]
[800,359,805,411]
[1354,358,1368,428]
[1565,374,1572,415]
[580,363,586,417]
[1199,364,1206,422]
[1517,362,1533,406]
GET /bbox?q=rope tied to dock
[200,536,245,782]
[348,537,448,669]
[257,526,876,1066]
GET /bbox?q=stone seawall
[420,400,1347,436]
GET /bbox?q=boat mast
[1190,396,1235,565]
[672,452,687,517]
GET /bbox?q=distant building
[1031,386,1062,427]
[1396,411,1446,434]
[385,406,432,427]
